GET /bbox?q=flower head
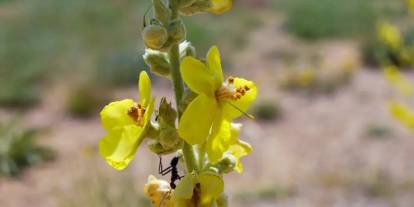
[144,175,174,207]
[207,0,232,14]
[378,21,402,50]
[178,46,257,145]
[207,121,252,170]
[99,71,154,170]
[389,101,414,130]
[174,172,224,206]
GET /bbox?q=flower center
[128,104,146,127]
[215,76,250,102]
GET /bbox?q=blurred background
[1,0,414,206]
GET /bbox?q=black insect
[158,155,183,189]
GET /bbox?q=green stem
[168,43,198,173]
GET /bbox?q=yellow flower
[207,0,232,14]
[99,71,155,170]
[409,0,414,12]
[378,21,402,50]
[174,172,224,206]
[144,175,174,207]
[206,121,252,169]
[383,65,413,96]
[389,102,414,130]
[178,46,257,145]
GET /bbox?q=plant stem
[168,43,198,173]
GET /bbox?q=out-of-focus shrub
[58,169,150,207]
[278,64,357,94]
[253,100,282,121]
[95,50,147,87]
[65,83,109,118]
[365,123,392,139]
[282,0,377,40]
[362,22,414,67]
[0,122,55,177]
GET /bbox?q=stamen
[128,104,146,127]
[215,76,251,101]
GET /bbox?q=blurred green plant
[0,121,55,177]
[95,51,148,87]
[365,123,393,139]
[65,83,110,118]
[234,184,295,203]
[58,169,150,207]
[362,23,414,67]
[253,100,282,121]
[281,0,378,40]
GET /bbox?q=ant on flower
[158,155,183,189]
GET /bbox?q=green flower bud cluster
[142,0,187,51]
[148,98,183,155]
[143,41,196,77]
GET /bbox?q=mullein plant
[98,0,257,206]
[379,0,414,131]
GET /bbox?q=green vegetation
[365,123,392,139]
[65,83,109,118]
[0,1,258,109]
[282,0,377,40]
[235,184,295,203]
[253,100,282,121]
[0,121,55,177]
[274,0,405,40]
[58,169,150,207]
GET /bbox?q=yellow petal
[198,172,224,204]
[181,56,216,96]
[139,71,152,105]
[99,125,144,170]
[100,99,136,132]
[389,101,414,130]
[144,98,155,126]
[207,46,224,88]
[207,120,232,163]
[179,94,219,145]
[383,65,413,96]
[174,175,195,199]
[228,140,252,173]
[222,78,257,120]
[207,0,232,14]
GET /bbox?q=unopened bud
[179,41,196,59]
[143,49,171,76]
[213,156,236,174]
[178,1,210,16]
[158,97,177,125]
[168,19,186,43]
[143,24,168,50]
[159,126,183,150]
[153,0,171,25]
[148,140,178,155]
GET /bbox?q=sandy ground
[1,11,414,207]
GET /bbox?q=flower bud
[143,49,171,76]
[179,41,196,59]
[212,155,236,174]
[159,126,183,150]
[158,97,177,125]
[153,0,171,25]
[148,140,178,155]
[179,1,210,16]
[143,24,168,50]
[168,19,186,43]
[177,0,198,8]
